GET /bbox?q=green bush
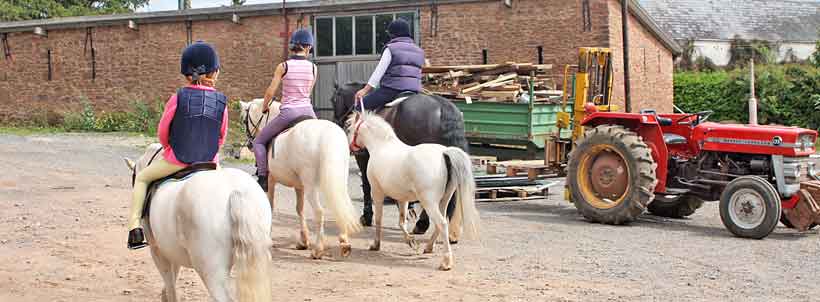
[675,64,820,130]
[61,98,164,133]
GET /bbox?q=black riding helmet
[180,41,220,80]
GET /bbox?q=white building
[640,0,819,66]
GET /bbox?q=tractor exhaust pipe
[621,0,631,113]
[749,58,758,125]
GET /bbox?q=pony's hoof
[407,238,419,250]
[295,242,310,250]
[311,249,324,260]
[423,246,434,254]
[439,254,453,271]
[369,243,380,251]
[340,244,352,258]
[438,263,452,271]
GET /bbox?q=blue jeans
[357,87,406,111]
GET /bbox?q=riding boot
[127,228,148,250]
[257,174,268,192]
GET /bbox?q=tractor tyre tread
[568,124,658,225]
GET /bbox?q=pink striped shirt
[281,58,315,108]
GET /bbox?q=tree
[231,0,245,6]
[812,37,820,68]
[0,0,149,22]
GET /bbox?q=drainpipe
[749,58,758,125]
[621,0,631,113]
[282,0,289,61]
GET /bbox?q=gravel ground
[0,132,818,302]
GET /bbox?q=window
[314,12,417,58]
[355,16,373,55]
[315,18,333,57]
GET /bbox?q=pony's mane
[347,111,397,141]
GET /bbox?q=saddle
[268,115,316,159]
[141,162,218,218]
[376,91,417,122]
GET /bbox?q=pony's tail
[443,147,480,241]
[229,190,273,302]
[319,145,363,236]
[436,96,469,151]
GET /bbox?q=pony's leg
[306,189,326,259]
[191,249,233,301]
[425,205,454,271]
[150,248,180,302]
[295,188,311,250]
[397,201,418,250]
[266,176,277,213]
[369,187,386,251]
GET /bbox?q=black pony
[332,82,468,235]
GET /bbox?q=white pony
[346,111,480,271]
[124,143,272,302]
[240,98,361,259]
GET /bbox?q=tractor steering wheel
[676,110,713,126]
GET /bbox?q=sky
[138,0,300,12]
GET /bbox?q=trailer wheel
[568,125,657,224]
[648,195,704,218]
[719,176,781,239]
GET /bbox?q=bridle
[131,146,163,188]
[349,116,364,152]
[347,97,366,152]
[242,99,274,149]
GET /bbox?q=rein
[131,146,163,188]
[349,117,364,152]
[242,99,273,149]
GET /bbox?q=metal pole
[282,0,289,61]
[749,58,758,125]
[621,0,631,112]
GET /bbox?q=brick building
[0,0,680,124]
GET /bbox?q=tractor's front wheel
[719,176,781,239]
[568,125,658,224]
[647,195,705,218]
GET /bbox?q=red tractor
[567,108,820,239]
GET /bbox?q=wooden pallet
[486,160,557,181]
[475,185,550,202]
[471,156,497,166]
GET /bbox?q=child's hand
[355,89,368,102]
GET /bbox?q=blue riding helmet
[387,19,412,39]
[180,41,220,77]
[290,29,314,47]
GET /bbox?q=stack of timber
[422,62,562,103]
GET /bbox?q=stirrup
[127,228,148,250]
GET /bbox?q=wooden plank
[422,64,501,73]
[461,73,518,93]
[477,196,545,202]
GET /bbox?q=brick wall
[0,0,675,123]
[606,0,674,113]
[419,0,611,76]
[0,16,293,123]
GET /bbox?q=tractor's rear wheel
[647,195,705,218]
[719,176,781,239]
[568,125,658,224]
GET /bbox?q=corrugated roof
[639,0,820,42]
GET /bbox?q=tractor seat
[640,109,673,126]
[663,133,687,145]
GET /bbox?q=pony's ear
[123,157,136,172]
[333,81,339,89]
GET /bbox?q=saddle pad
[141,162,217,218]
[384,96,409,107]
